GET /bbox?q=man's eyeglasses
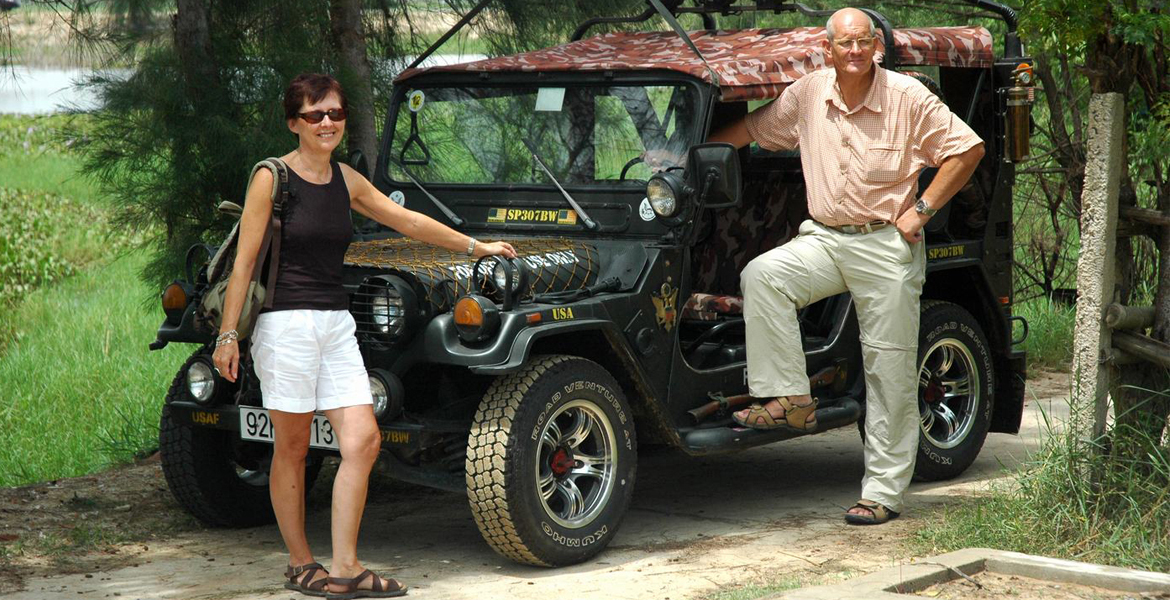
[298,108,347,124]
[832,37,876,51]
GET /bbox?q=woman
[212,73,516,598]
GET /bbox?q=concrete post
[1070,93,1125,438]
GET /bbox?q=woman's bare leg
[322,404,388,589]
[268,410,324,583]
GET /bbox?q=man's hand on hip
[895,209,931,243]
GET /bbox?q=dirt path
[0,371,1072,600]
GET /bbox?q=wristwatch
[915,198,938,217]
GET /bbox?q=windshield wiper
[522,139,599,231]
[386,157,464,226]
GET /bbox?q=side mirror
[687,142,741,209]
[349,149,370,179]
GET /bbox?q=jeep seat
[686,161,807,320]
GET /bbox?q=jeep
[151,0,1032,567]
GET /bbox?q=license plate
[239,406,340,451]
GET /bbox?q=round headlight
[369,375,389,419]
[371,287,405,337]
[187,360,216,404]
[492,261,522,292]
[647,176,679,217]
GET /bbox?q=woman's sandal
[326,569,407,599]
[285,562,330,597]
[844,499,900,525]
[732,397,818,432]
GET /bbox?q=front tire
[466,355,637,566]
[159,350,320,527]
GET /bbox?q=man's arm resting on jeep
[342,164,516,259]
[917,143,985,212]
[894,142,985,242]
[707,119,755,149]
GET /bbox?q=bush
[0,189,85,305]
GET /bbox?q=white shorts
[249,309,373,413]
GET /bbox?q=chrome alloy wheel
[918,339,980,449]
[535,399,617,529]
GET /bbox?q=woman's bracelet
[466,237,477,256]
[215,330,239,347]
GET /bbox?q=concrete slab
[774,548,1170,599]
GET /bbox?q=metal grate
[345,237,599,314]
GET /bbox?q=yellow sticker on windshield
[487,208,578,225]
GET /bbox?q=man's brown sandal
[285,562,329,597]
[732,397,818,432]
[326,569,407,599]
[844,499,899,525]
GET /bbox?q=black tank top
[264,160,352,312]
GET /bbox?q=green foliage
[0,189,80,305]
[0,114,104,205]
[0,249,187,487]
[71,1,395,290]
[1014,297,1075,374]
[914,402,1170,573]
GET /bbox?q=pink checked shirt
[744,67,983,227]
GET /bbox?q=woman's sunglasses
[298,108,347,124]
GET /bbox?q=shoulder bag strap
[260,157,289,309]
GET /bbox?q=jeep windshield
[387,83,699,186]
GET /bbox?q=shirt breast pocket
[865,145,905,184]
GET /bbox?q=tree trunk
[173,0,224,108]
[329,0,379,174]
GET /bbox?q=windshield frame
[376,71,711,193]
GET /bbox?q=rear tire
[912,301,994,481]
[159,349,320,527]
[466,355,637,566]
[857,301,994,482]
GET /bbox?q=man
[709,8,984,524]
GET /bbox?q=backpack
[197,157,290,341]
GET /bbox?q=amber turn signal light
[453,294,500,343]
[454,296,484,327]
[161,281,189,326]
[162,282,187,311]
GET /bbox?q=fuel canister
[1006,63,1034,162]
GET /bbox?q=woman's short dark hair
[283,73,347,120]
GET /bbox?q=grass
[0,112,186,488]
[0,114,102,205]
[696,570,858,600]
[913,401,1170,574]
[0,248,188,487]
[700,577,805,600]
[1013,296,1076,374]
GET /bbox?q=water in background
[1,55,485,115]
[0,66,129,114]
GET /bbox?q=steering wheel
[619,156,644,181]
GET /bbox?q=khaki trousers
[741,219,926,512]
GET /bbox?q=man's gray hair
[826,10,876,40]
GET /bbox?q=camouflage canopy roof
[396,26,993,102]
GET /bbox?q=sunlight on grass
[0,249,187,487]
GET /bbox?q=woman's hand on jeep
[475,240,518,259]
[212,342,239,383]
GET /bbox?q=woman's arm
[211,168,275,382]
[341,164,516,259]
